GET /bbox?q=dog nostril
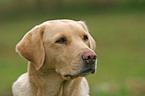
[82,52,97,61]
[88,56,91,59]
[93,55,97,59]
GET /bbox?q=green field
[0,10,145,96]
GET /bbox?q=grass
[0,10,145,96]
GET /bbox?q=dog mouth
[62,58,97,80]
[62,67,95,80]
[79,67,95,76]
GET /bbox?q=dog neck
[28,62,64,96]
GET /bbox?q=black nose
[82,51,97,64]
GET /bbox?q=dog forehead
[42,20,88,42]
[44,20,85,33]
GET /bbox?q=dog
[12,19,97,96]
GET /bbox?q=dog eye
[83,35,88,41]
[55,37,67,44]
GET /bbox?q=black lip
[81,68,92,73]
[64,66,96,79]
[64,75,71,77]
[66,68,95,79]
[91,69,95,74]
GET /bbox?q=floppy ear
[16,25,45,70]
[78,21,96,51]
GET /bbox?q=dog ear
[16,24,45,70]
[78,21,96,50]
[88,35,96,51]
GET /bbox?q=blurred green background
[0,0,145,96]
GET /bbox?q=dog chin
[62,70,94,80]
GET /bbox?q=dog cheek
[71,59,83,73]
[43,49,59,70]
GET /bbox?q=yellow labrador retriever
[12,19,97,96]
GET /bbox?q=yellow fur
[12,20,97,96]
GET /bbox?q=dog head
[16,20,97,80]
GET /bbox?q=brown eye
[83,35,88,41]
[55,37,67,44]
